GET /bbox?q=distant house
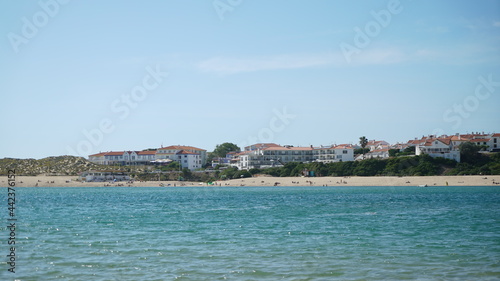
[233,143,355,169]
[87,145,207,170]
[174,150,203,170]
[313,144,355,163]
[102,151,138,165]
[363,148,390,160]
[244,143,281,151]
[136,150,157,164]
[366,140,389,151]
[88,152,107,165]
[235,145,313,169]
[233,151,253,170]
[211,152,238,168]
[415,138,460,162]
[156,145,207,167]
[492,133,500,152]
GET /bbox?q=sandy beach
[4,175,499,188]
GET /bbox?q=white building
[313,144,355,163]
[415,138,460,162]
[88,145,207,170]
[362,148,390,160]
[492,133,500,151]
[136,150,157,164]
[175,150,203,170]
[234,144,355,169]
[88,152,107,165]
[156,145,207,166]
[235,146,313,169]
[88,151,139,165]
[410,132,499,162]
[366,140,390,151]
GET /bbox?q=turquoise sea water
[2,186,500,280]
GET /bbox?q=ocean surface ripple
[3,186,500,280]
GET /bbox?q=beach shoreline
[3,175,499,188]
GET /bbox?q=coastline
[4,175,499,188]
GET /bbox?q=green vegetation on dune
[0,156,114,176]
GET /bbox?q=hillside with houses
[87,132,500,171]
[1,132,498,178]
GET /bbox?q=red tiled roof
[105,151,126,156]
[176,150,198,155]
[437,138,452,145]
[89,152,107,157]
[450,136,470,141]
[422,138,451,146]
[470,138,490,142]
[263,146,313,151]
[333,145,354,149]
[137,150,157,155]
[367,140,387,145]
[245,143,281,150]
[248,143,280,147]
[158,145,206,151]
[492,133,500,137]
[407,140,422,145]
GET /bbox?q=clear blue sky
[1,0,499,159]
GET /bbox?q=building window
[343,150,348,154]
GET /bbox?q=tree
[354,148,370,155]
[459,142,480,163]
[359,136,368,160]
[219,166,238,179]
[389,149,399,157]
[234,169,251,179]
[181,168,192,181]
[212,143,241,158]
[162,161,180,171]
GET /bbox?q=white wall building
[88,145,207,170]
[234,144,355,169]
[136,150,157,164]
[363,148,390,160]
[156,145,207,166]
[88,152,107,165]
[366,140,390,151]
[313,144,355,163]
[175,150,203,170]
[416,138,460,162]
[492,133,500,151]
